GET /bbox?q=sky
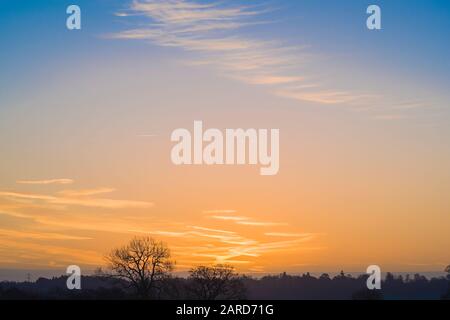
[0,0,449,280]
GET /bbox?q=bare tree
[106,236,174,298]
[187,264,246,300]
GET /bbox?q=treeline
[245,271,450,300]
[1,271,449,300]
[1,237,449,300]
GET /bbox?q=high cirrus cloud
[109,0,435,120]
[16,179,74,185]
[110,0,362,106]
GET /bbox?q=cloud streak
[202,209,237,214]
[0,191,153,209]
[16,179,74,185]
[0,228,92,241]
[57,188,116,197]
[209,213,285,227]
[265,232,315,238]
[236,220,287,227]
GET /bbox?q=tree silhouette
[106,236,174,299]
[442,265,450,299]
[319,273,331,281]
[187,265,246,300]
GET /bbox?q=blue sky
[0,0,448,143]
[1,0,449,94]
[1,0,449,148]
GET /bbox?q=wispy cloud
[209,215,248,221]
[209,213,285,227]
[0,191,153,209]
[0,181,321,270]
[127,221,317,264]
[110,0,367,106]
[190,231,257,246]
[236,220,287,227]
[202,209,237,214]
[144,230,188,237]
[0,228,92,241]
[265,232,315,238]
[195,238,322,264]
[0,209,33,219]
[16,179,74,185]
[190,225,236,234]
[274,89,363,105]
[57,188,116,197]
[109,0,436,121]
